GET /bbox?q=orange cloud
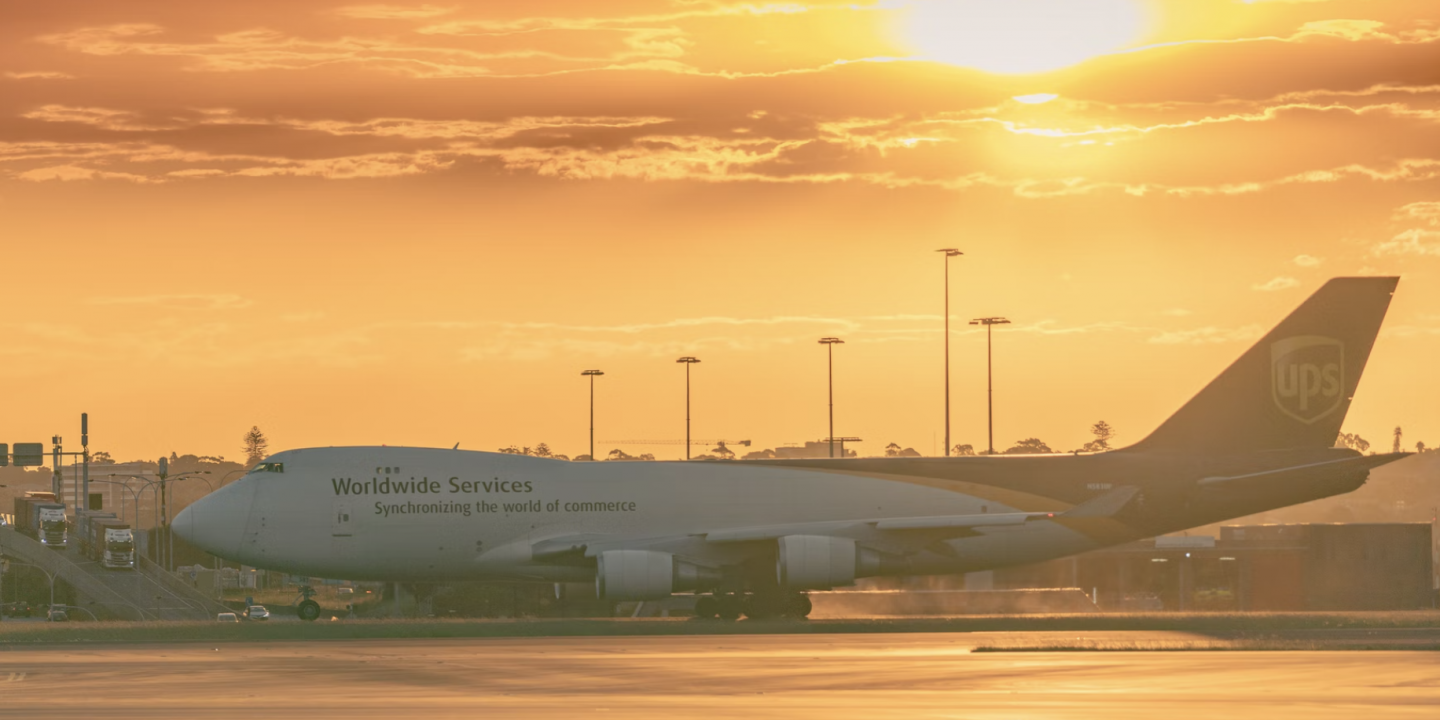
[335,4,457,20]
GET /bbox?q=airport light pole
[818,337,844,458]
[676,357,701,460]
[969,317,1011,455]
[937,249,963,456]
[581,370,604,461]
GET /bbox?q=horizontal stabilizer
[1197,453,1406,488]
[702,511,1056,547]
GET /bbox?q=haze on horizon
[1,0,1437,462]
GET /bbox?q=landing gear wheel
[741,595,761,620]
[742,593,783,620]
[785,593,812,620]
[716,594,742,621]
[297,599,322,622]
[694,595,719,619]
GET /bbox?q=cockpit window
[249,462,285,474]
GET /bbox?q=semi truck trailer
[75,511,114,553]
[80,513,135,569]
[13,496,68,548]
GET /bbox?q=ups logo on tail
[1271,336,1344,424]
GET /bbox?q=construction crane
[602,439,751,458]
[822,436,863,458]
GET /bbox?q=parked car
[2,601,34,618]
[47,607,69,622]
[245,605,270,621]
[216,612,239,622]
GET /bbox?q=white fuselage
[177,446,1100,583]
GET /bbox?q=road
[1,526,215,620]
[2,633,1438,718]
[58,544,212,620]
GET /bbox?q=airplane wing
[512,488,1144,567]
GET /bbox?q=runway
[3,633,1438,718]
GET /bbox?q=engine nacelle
[777,535,857,590]
[596,550,722,600]
[776,535,902,590]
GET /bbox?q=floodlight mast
[581,370,604,461]
[937,249,962,456]
[818,338,844,458]
[969,316,1011,455]
[676,357,701,459]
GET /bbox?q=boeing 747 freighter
[176,277,1407,620]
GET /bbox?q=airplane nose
[174,478,256,560]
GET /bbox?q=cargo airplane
[177,277,1406,621]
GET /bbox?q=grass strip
[973,639,1440,652]
[2,611,1439,646]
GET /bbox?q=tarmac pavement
[2,632,1438,718]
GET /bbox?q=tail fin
[1129,277,1398,454]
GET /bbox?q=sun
[901,0,1146,75]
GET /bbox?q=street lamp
[129,460,213,572]
[581,370,604,461]
[969,316,1011,455]
[938,249,963,456]
[107,474,163,530]
[90,478,144,525]
[676,357,701,460]
[0,555,58,614]
[164,474,214,573]
[818,337,844,458]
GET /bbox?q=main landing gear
[295,585,323,622]
[693,592,811,621]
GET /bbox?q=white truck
[13,495,68,548]
[37,506,68,548]
[93,520,136,569]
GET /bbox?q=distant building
[984,523,1435,611]
[743,441,857,460]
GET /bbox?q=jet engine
[776,535,900,590]
[595,550,722,600]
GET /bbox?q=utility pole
[582,370,604,461]
[81,413,89,512]
[819,338,844,458]
[969,317,1011,455]
[51,438,62,498]
[676,357,701,460]
[158,456,169,571]
[937,249,962,456]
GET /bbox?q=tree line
[884,420,1118,457]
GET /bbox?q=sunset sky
[2,0,1437,463]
